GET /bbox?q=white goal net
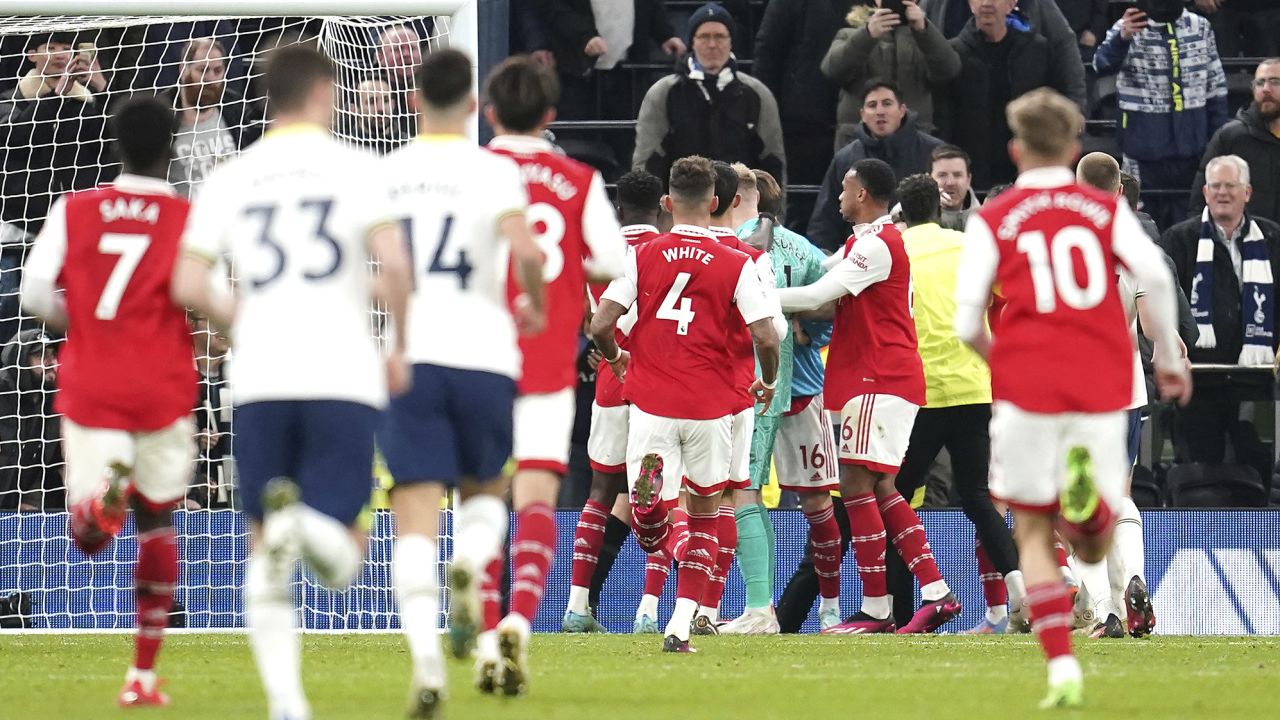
[0,10,472,631]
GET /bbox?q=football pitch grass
[4,633,1277,719]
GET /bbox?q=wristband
[606,348,623,364]
[761,377,777,390]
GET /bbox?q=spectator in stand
[930,144,979,231]
[922,0,1086,86]
[0,328,63,511]
[190,315,232,511]
[1161,154,1280,483]
[511,0,556,68]
[537,0,684,80]
[822,1,960,144]
[753,0,859,193]
[1054,0,1108,60]
[633,3,785,185]
[1120,170,1163,242]
[344,76,409,155]
[936,0,1085,188]
[1193,0,1280,60]
[807,80,942,251]
[1191,58,1280,225]
[374,24,423,140]
[162,38,264,197]
[1093,2,1228,232]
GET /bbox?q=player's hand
[514,293,546,336]
[1120,8,1148,40]
[586,348,603,372]
[792,319,811,346]
[385,351,412,397]
[606,349,630,382]
[585,36,609,57]
[1155,361,1192,407]
[662,36,687,56]
[903,1,926,32]
[750,379,775,412]
[1079,29,1097,48]
[531,49,556,69]
[866,8,902,39]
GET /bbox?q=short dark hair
[850,158,896,204]
[985,183,1013,202]
[484,54,560,132]
[416,48,473,110]
[896,174,941,227]
[1119,171,1141,210]
[265,44,334,114]
[861,78,901,105]
[616,170,663,213]
[711,161,738,218]
[111,95,175,170]
[930,144,971,173]
[668,156,715,206]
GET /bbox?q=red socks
[803,503,842,600]
[1026,581,1074,661]
[674,510,718,603]
[665,507,689,562]
[841,493,887,597]
[1053,532,1071,574]
[878,493,943,587]
[631,501,670,553]
[480,556,502,630]
[644,548,672,597]
[976,538,1008,607]
[570,500,610,589]
[700,505,737,610]
[133,528,177,671]
[508,503,557,622]
[1060,497,1115,545]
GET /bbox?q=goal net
[0,9,472,631]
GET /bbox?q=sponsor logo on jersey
[849,253,869,270]
[809,472,824,484]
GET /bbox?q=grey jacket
[822,5,959,147]
[939,187,980,231]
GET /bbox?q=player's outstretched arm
[502,212,547,335]
[172,253,236,337]
[775,274,846,313]
[588,298,630,381]
[20,197,69,331]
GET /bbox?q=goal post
[0,3,484,632]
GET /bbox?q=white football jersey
[382,135,528,378]
[182,125,392,408]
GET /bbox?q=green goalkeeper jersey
[737,217,827,418]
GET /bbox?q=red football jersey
[490,136,625,394]
[970,172,1133,413]
[823,218,926,410]
[601,225,774,420]
[592,224,660,408]
[711,226,766,413]
[28,176,196,430]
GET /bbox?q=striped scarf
[1191,208,1274,365]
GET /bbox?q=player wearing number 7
[22,96,197,709]
[953,88,1191,709]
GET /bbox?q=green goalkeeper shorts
[747,414,782,492]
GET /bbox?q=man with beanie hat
[633,2,786,187]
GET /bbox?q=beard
[1257,98,1280,123]
[181,78,225,108]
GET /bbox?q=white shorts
[587,402,628,473]
[837,394,919,473]
[776,396,839,493]
[729,407,753,489]
[513,388,575,474]
[989,400,1127,512]
[63,415,195,508]
[627,405,732,500]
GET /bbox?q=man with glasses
[1162,154,1280,485]
[1192,59,1280,226]
[633,2,786,187]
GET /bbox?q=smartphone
[77,42,97,67]
[881,0,907,20]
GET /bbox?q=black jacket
[938,21,1079,189]
[806,112,942,251]
[0,329,63,511]
[1190,105,1280,224]
[1159,214,1280,367]
[535,0,677,76]
[752,0,857,131]
[633,61,787,187]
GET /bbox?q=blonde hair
[731,162,757,196]
[1076,151,1121,193]
[1006,88,1084,160]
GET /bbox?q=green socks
[734,504,773,609]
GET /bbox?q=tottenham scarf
[1191,208,1275,365]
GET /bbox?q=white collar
[1014,166,1076,189]
[670,223,717,239]
[488,134,554,153]
[709,225,736,236]
[111,173,177,197]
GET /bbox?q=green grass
[2,634,1277,719]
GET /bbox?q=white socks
[394,534,444,690]
[819,596,841,616]
[920,580,950,603]
[985,604,1009,624]
[125,667,156,693]
[293,504,361,589]
[567,586,591,616]
[245,555,309,720]
[666,597,698,641]
[1047,655,1083,686]
[1005,569,1027,611]
[695,603,719,624]
[1075,556,1115,619]
[453,495,509,573]
[861,595,891,620]
[1114,497,1146,583]
[636,593,659,620]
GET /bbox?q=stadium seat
[1166,463,1268,508]
[1130,464,1163,509]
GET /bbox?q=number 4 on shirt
[657,271,695,335]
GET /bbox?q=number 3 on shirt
[526,202,565,282]
[657,272,695,335]
[1016,226,1107,313]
